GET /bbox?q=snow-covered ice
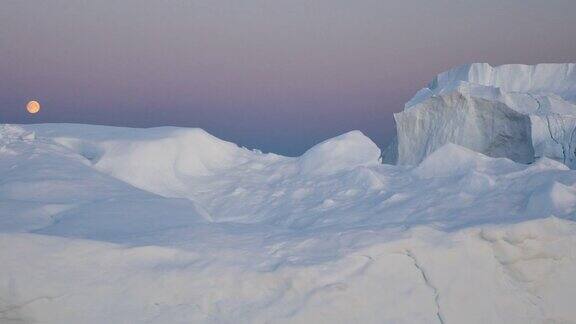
[386,63,576,167]
[1,122,576,323]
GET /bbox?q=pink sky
[2,0,576,155]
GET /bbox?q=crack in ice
[403,250,445,324]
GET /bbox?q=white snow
[2,123,576,323]
[298,130,381,176]
[390,63,576,166]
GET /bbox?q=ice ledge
[406,63,576,108]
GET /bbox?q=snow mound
[526,181,576,218]
[0,125,209,238]
[91,128,257,197]
[24,124,273,198]
[387,63,576,167]
[413,143,521,178]
[298,131,381,175]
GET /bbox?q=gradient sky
[2,0,576,155]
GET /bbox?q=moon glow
[26,100,41,114]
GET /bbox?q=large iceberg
[385,63,576,167]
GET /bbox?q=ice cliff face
[386,63,576,167]
[396,91,534,165]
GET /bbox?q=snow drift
[385,63,576,167]
[2,122,576,323]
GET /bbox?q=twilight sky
[2,0,576,155]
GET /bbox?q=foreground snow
[1,124,576,323]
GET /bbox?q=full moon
[26,100,41,114]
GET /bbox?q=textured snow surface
[2,124,576,323]
[391,63,576,166]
